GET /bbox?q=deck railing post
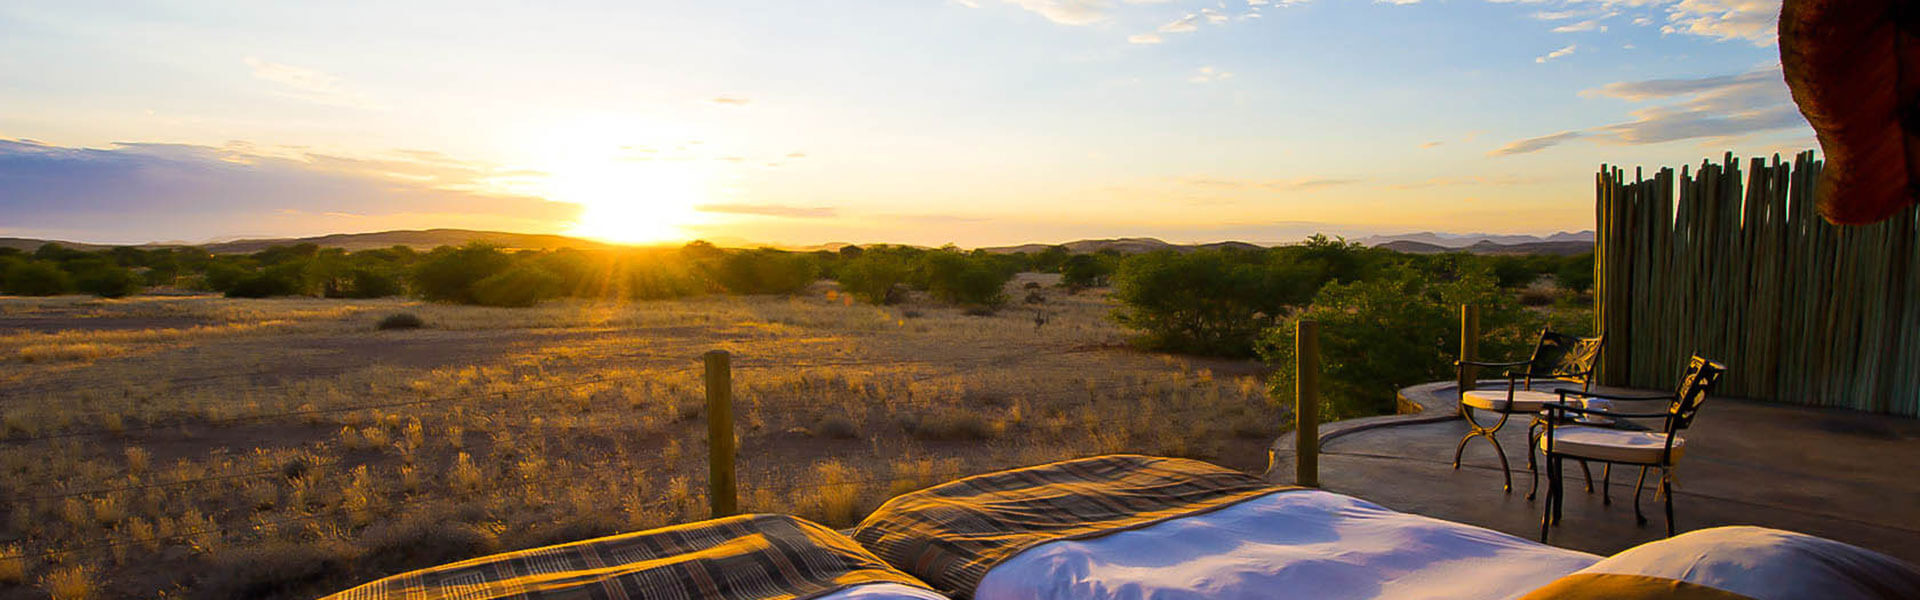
[1459,304,1480,395]
[704,350,737,518]
[1295,320,1320,488]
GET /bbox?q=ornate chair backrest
[1669,355,1726,431]
[1525,330,1605,391]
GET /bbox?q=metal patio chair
[1453,330,1603,492]
[1539,355,1726,541]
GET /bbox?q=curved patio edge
[1263,379,1491,480]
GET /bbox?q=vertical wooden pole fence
[1295,320,1320,488]
[704,350,738,517]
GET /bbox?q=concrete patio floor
[1266,381,1920,564]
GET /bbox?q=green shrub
[345,268,406,298]
[705,248,819,295]
[1,261,72,296]
[1059,253,1113,289]
[73,264,142,298]
[1257,265,1540,420]
[1109,250,1287,357]
[470,264,564,307]
[225,264,309,298]
[377,313,425,330]
[412,243,511,304]
[837,253,911,305]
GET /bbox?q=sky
[0,0,1810,247]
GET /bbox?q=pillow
[1520,526,1920,600]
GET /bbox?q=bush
[704,249,819,295]
[73,264,142,298]
[837,254,911,305]
[224,265,307,298]
[1059,253,1113,289]
[470,264,564,307]
[1109,250,1287,357]
[343,268,406,298]
[1257,265,1539,420]
[2,261,73,296]
[916,252,1012,309]
[412,244,511,304]
[377,313,425,330]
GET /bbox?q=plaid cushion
[850,454,1295,597]
[322,513,934,600]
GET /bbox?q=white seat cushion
[1540,425,1684,463]
[1461,389,1571,412]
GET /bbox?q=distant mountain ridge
[0,229,617,254]
[3,229,1593,256]
[1356,231,1594,249]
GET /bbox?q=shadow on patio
[1267,380,1920,564]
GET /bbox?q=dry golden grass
[0,278,1283,599]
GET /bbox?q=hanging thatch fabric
[1779,0,1920,225]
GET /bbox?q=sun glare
[537,126,710,245]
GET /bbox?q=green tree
[72,263,143,298]
[1059,254,1113,289]
[2,261,73,296]
[1109,250,1291,357]
[1257,265,1539,420]
[471,263,565,307]
[1554,253,1595,292]
[837,253,911,305]
[412,243,512,304]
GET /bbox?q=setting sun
[551,160,706,244]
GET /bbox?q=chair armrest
[1455,359,1531,368]
[1553,388,1678,402]
[1541,403,1672,419]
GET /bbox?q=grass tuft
[376,313,425,330]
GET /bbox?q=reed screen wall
[1595,151,1920,417]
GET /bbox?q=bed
[323,455,1920,600]
[318,513,946,600]
[850,455,1920,600]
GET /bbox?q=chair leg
[1662,468,1676,537]
[1451,432,1473,470]
[1543,457,1559,523]
[1526,425,1542,501]
[1632,466,1649,526]
[1580,460,1594,493]
[1540,455,1556,541]
[1488,434,1512,493]
[1601,464,1612,506]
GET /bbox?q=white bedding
[816,583,954,600]
[974,489,1601,600]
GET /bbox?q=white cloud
[1376,0,1423,4]
[1159,13,1201,32]
[999,0,1115,25]
[1189,66,1235,83]
[243,57,381,110]
[1535,44,1577,63]
[1663,0,1777,45]
[1552,13,1616,32]
[1494,0,1778,45]
[1492,66,1807,155]
[1489,131,1585,156]
[1129,33,1164,43]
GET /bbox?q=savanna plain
[0,275,1283,599]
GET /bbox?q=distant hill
[0,237,113,252]
[1357,231,1594,249]
[198,229,614,254]
[980,238,1266,255]
[2,229,615,254]
[1376,239,1591,256]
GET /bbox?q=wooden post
[704,350,737,518]
[1295,320,1320,488]
[1459,305,1480,394]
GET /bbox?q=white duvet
[971,489,1600,600]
